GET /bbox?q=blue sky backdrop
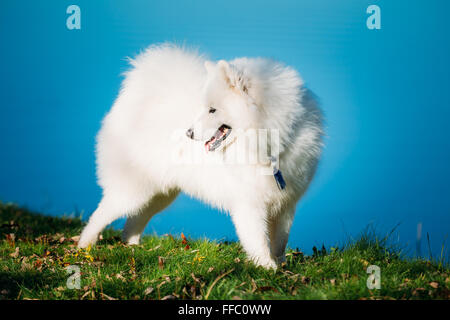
[1,0,449,258]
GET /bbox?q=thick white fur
[78,43,323,269]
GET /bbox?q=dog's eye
[209,108,216,114]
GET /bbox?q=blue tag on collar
[271,156,286,190]
[274,169,286,190]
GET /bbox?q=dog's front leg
[231,205,277,269]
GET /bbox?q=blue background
[1,0,449,259]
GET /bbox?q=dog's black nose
[186,128,194,139]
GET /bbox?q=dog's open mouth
[205,124,232,152]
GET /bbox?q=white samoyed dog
[78,43,323,269]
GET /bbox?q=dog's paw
[251,256,278,270]
[77,233,97,249]
[122,232,141,245]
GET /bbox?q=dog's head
[186,60,259,152]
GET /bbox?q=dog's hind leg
[78,187,154,248]
[78,198,125,248]
[122,190,179,245]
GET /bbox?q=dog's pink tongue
[205,136,216,152]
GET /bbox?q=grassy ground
[0,202,448,300]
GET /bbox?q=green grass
[0,202,448,300]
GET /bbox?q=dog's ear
[218,60,231,75]
[218,60,250,95]
[204,61,215,74]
